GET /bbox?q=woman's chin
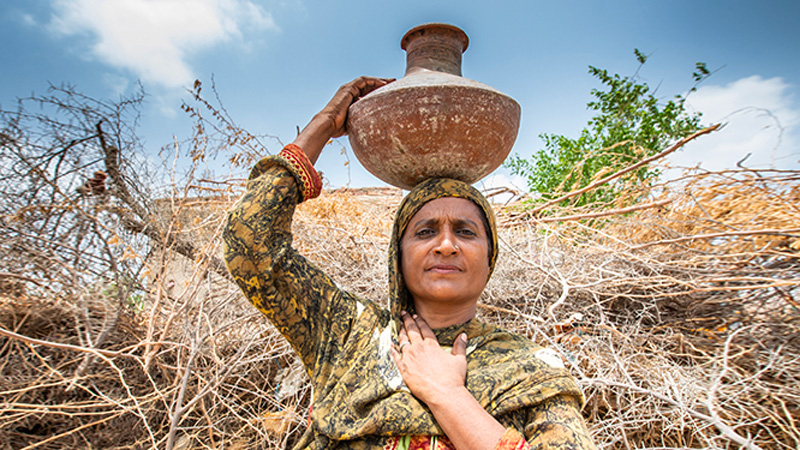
[412,289,478,315]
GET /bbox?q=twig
[502,199,672,226]
[591,379,764,450]
[19,411,123,450]
[631,228,800,250]
[0,324,134,359]
[0,272,44,287]
[477,303,545,323]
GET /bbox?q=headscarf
[387,178,498,318]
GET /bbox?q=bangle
[278,144,322,202]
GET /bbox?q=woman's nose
[433,228,458,254]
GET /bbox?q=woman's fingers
[400,311,422,342]
[350,76,394,101]
[398,312,446,346]
[412,314,438,340]
[452,333,467,357]
[392,314,469,406]
[396,325,409,348]
[324,76,394,138]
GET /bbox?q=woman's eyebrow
[452,218,480,229]
[412,217,479,229]
[412,217,441,229]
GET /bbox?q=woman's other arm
[391,312,505,450]
[392,313,596,450]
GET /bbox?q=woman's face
[400,197,490,313]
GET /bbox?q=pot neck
[401,23,469,77]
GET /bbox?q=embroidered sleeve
[524,395,597,450]
[223,150,349,374]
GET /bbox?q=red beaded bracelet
[278,144,322,201]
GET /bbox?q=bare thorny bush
[1,85,798,449]
[0,84,307,449]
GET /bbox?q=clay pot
[347,23,521,190]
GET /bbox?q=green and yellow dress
[223,145,596,450]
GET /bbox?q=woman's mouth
[427,264,461,273]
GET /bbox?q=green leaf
[634,48,648,65]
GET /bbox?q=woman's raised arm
[223,76,391,371]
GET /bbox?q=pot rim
[400,23,469,52]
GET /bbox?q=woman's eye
[457,228,476,236]
[416,228,434,237]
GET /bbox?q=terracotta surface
[347,23,521,190]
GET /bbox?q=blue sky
[2,0,799,190]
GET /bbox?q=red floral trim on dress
[384,435,456,450]
[494,427,530,450]
[382,430,527,450]
[278,144,322,202]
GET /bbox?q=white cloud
[49,0,278,88]
[668,76,799,172]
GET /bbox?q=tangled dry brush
[1,89,798,449]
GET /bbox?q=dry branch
[0,324,134,358]
[501,199,673,226]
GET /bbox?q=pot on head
[346,23,521,190]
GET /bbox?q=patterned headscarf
[387,178,498,318]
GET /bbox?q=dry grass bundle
[0,279,310,449]
[292,187,402,305]
[621,170,800,253]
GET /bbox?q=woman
[224,77,596,450]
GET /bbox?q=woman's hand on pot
[293,76,393,164]
[391,311,468,406]
[320,76,394,138]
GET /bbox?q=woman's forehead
[408,197,483,224]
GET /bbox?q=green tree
[506,50,710,208]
